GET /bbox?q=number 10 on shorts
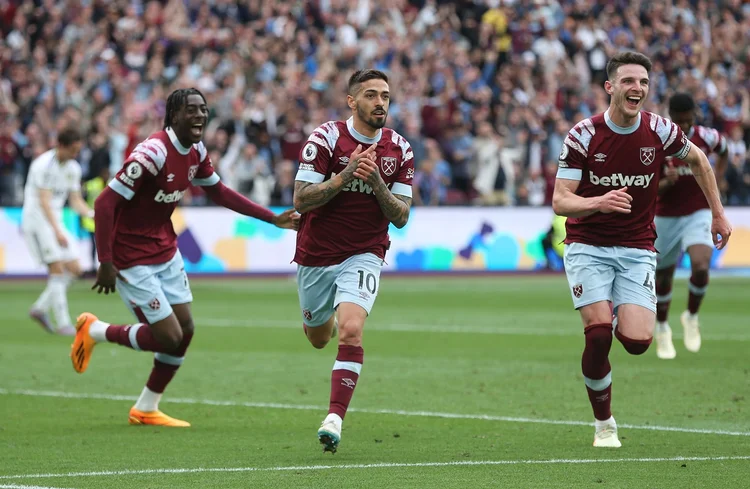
[357,270,377,294]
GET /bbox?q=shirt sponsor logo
[589,171,655,188]
[154,189,186,203]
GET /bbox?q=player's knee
[64,260,82,277]
[309,336,330,349]
[615,329,651,355]
[156,328,184,352]
[584,323,613,350]
[337,318,363,347]
[655,269,673,292]
[691,268,709,285]
[179,318,195,336]
[48,261,64,274]
[304,324,331,349]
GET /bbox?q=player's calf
[655,266,675,323]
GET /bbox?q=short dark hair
[164,88,206,129]
[606,51,653,80]
[668,93,696,113]
[348,69,389,96]
[57,127,83,147]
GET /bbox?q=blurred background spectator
[1,0,749,208]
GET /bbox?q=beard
[357,105,387,129]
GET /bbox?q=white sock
[32,276,56,312]
[595,416,616,430]
[62,271,76,288]
[49,274,72,329]
[656,321,669,333]
[134,386,162,412]
[88,320,110,342]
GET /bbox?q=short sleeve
[702,127,728,155]
[295,122,337,184]
[651,115,690,160]
[108,137,166,200]
[31,161,54,190]
[391,133,414,198]
[555,132,587,181]
[192,141,220,186]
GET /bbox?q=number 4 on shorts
[643,272,654,289]
[357,270,377,294]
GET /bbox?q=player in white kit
[21,127,94,335]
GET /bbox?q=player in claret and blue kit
[552,52,732,448]
[653,93,729,359]
[70,88,299,427]
[292,69,415,453]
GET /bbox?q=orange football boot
[70,313,98,373]
[128,407,191,427]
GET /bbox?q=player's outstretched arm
[92,187,126,294]
[681,143,732,248]
[552,178,632,217]
[202,181,299,230]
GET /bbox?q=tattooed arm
[293,176,350,214]
[372,180,412,228]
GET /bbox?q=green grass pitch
[0,275,748,488]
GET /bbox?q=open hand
[92,262,125,295]
[273,208,301,230]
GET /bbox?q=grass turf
[0,275,747,488]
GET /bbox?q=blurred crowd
[1,0,750,208]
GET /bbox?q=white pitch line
[2,456,750,481]
[0,484,71,489]
[1,388,748,437]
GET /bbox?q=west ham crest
[640,147,655,166]
[149,298,161,310]
[188,165,199,181]
[303,309,312,321]
[381,156,397,176]
[572,284,583,298]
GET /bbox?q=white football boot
[593,417,622,448]
[655,321,677,359]
[680,311,701,353]
[318,413,342,453]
